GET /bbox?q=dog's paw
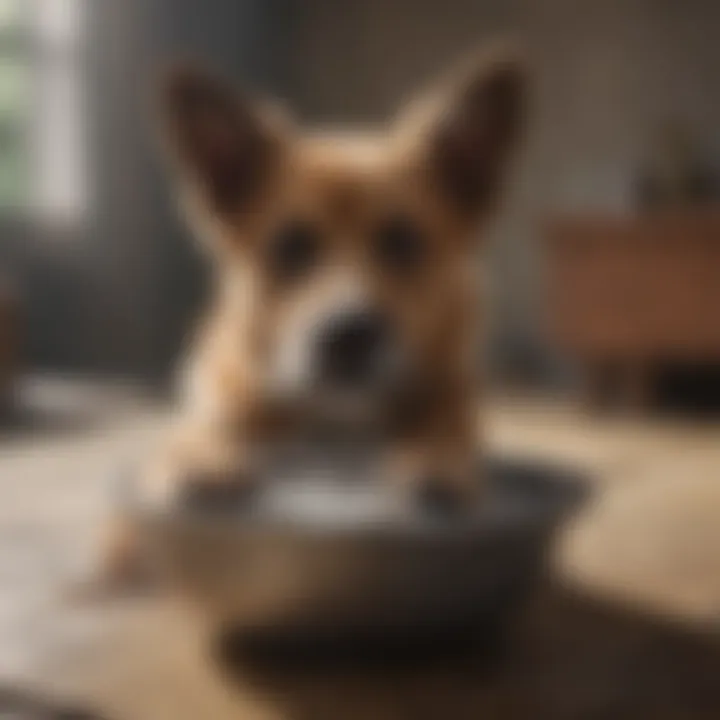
[67,558,160,606]
[177,469,260,513]
[139,452,260,512]
[66,527,161,607]
[387,450,482,517]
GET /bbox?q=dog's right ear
[396,45,527,223]
[159,64,283,218]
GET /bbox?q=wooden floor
[1,380,719,719]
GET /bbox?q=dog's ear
[158,63,283,217]
[399,45,527,220]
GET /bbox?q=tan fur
[102,44,527,581]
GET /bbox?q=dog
[102,43,526,583]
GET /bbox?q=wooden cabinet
[545,210,720,406]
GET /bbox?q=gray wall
[3,0,291,380]
[284,0,720,354]
[84,0,292,379]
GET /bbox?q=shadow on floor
[0,403,98,441]
[0,685,107,720]
[655,362,720,417]
[220,581,720,720]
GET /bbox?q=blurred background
[1,1,720,718]
[2,0,720,388]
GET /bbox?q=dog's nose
[318,309,391,385]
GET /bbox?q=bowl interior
[139,456,587,536]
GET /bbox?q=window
[0,0,31,211]
[0,0,86,221]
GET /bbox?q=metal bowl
[135,458,586,662]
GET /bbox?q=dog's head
[159,46,526,415]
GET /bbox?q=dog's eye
[374,216,426,273]
[267,221,321,281]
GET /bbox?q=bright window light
[33,0,87,223]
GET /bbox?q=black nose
[318,310,390,385]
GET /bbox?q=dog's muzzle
[315,308,394,389]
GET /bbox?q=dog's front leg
[95,402,273,596]
[388,382,481,512]
[139,419,259,508]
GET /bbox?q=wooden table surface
[2,388,720,719]
[9,577,713,720]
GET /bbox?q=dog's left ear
[158,63,284,219]
[398,46,527,220]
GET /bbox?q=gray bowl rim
[119,457,590,542]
